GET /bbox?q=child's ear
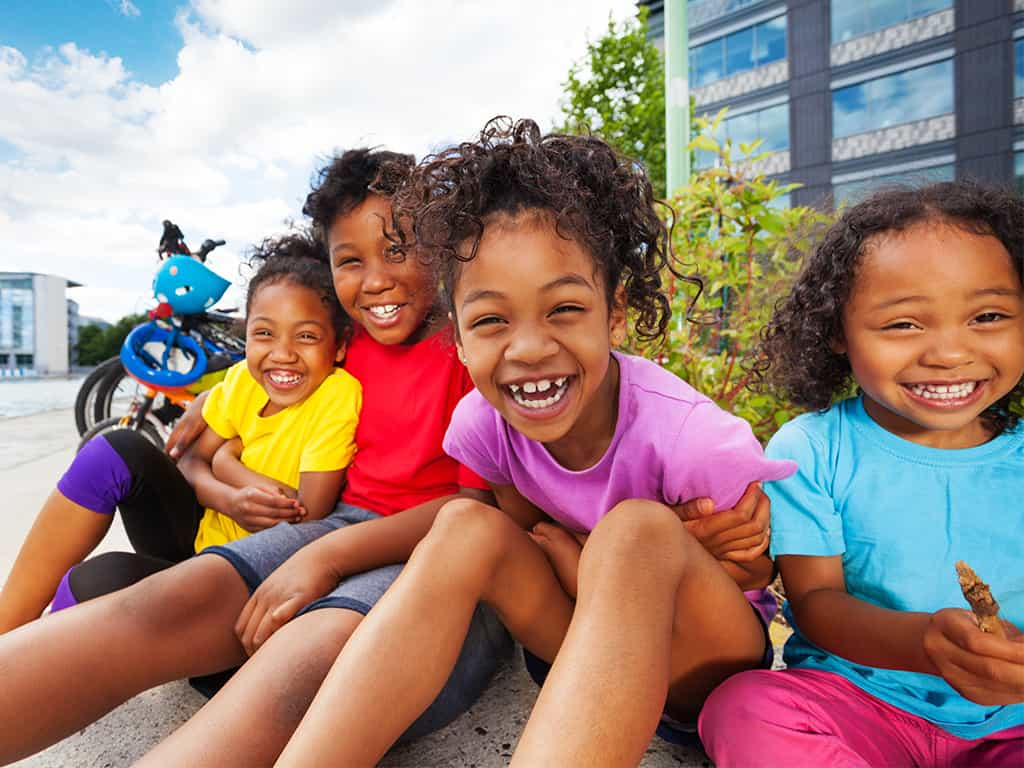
[335,339,348,364]
[609,285,627,348]
[456,339,467,365]
[830,336,846,355]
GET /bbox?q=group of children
[0,116,1020,767]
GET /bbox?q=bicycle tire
[77,416,164,453]
[74,358,122,436]
[93,364,152,425]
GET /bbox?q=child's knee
[698,669,775,742]
[586,501,685,564]
[427,498,517,562]
[113,555,244,633]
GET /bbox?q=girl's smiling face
[328,194,440,346]
[246,280,345,417]
[453,212,626,467]
[836,221,1024,448]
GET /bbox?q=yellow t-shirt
[194,362,361,551]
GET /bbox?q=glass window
[726,26,756,76]
[832,59,953,138]
[690,16,787,88]
[694,103,790,168]
[1015,39,1023,99]
[756,16,787,64]
[831,0,951,43]
[693,39,724,87]
[1016,152,1024,197]
[832,163,954,205]
[15,354,33,367]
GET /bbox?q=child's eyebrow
[460,274,595,308]
[871,286,1022,311]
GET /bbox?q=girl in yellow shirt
[0,231,361,632]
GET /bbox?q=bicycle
[75,237,244,449]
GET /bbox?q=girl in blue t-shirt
[699,180,1024,767]
[273,118,794,768]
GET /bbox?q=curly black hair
[245,229,352,343]
[303,148,415,236]
[752,179,1024,433]
[390,117,700,343]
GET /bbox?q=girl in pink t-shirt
[274,118,795,768]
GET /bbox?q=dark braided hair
[303,148,415,236]
[751,180,1024,433]
[389,116,700,344]
[246,229,352,343]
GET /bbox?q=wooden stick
[955,561,1007,639]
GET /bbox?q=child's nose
[362,260,397,294]
[921,329,974,368]
[505,326,558,365]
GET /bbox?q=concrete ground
[1,408,722,767]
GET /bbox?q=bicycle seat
[153,255,231,315]
[121,322,208,389]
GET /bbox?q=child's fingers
[720,531,771,562]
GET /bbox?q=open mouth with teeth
[902,380,983,407]
[365,304,403,322]
[505,376,572,410]
[266,370,305,390]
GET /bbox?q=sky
[0,0,637,323]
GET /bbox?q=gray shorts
[201,503,513,743]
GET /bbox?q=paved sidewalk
[1,408,710,767]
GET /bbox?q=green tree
[558,6,667,197]
[76,314,147,365]
[658,111,832,442]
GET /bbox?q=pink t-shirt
[444,351,796,533]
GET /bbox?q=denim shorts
[201,502,513,742]
[521,602,774,749]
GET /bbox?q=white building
[0,272,83,376]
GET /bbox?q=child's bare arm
[233,487,492,654]
[528,522,584,599]
[165,390,210,460]
[211,439,298,499]
[779,553,940,673]
[295,469,346,521]
[179,428,300,531]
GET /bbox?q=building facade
[643,0,1024,206]
[0,272,82,376]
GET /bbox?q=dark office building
[642,0,1024,207]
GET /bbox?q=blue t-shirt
[765,396,1024,740]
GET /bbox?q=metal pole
[664,0,690,196]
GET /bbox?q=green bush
[656,111,831,443]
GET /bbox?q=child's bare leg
[513,500,766,767]
[136,607,363,768]
[662,513,765,723]
[0,555,249,763]
[0,490,113,633]
[275,499,574,767]
[512,501,686,768]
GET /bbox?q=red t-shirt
[341,325,487,516]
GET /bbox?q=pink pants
[698,668,1024,767]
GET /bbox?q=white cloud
[108,0,142,18]
[1,0,639,322]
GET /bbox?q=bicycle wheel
[94,365,149,424]
[74,357,122,436]
[77,416,164,453]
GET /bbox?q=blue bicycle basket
[153,256,231,315]
[121,322,208,388]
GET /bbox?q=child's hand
[235,546,343,655]
[529,522,586,599]
[923,608,1024,706]
[227,483,304,532]
[673,482,770,562]
[165,390,210,460]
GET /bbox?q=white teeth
[907,381,977,400]
[368,304,399,318]
[269,371,301,385]
[507,377,570,409]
